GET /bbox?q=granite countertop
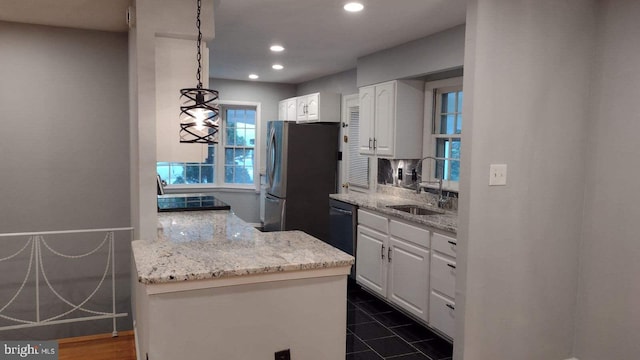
[330,192,458,234]
[132,211,354,285]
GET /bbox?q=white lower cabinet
[355,225,387,297]
[356,208,457,339]
[356,210,430,322]
[387,236,429,321]
[429,232,457,338]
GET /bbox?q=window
[424,78,463,191]
[223,106,256,185]
[156,103,258,189]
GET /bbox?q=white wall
[456,1,595,359]
[0,21,130,232]
[296,68,357,97]
[574,1,640,358]
[356,25,465,87]
[129,0,214,242]
[0,20,131,339]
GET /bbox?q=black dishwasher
[328,198,357,278]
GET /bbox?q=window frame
[163,100,261,192]
[422,77,463,192]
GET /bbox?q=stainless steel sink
[385,204,443,216]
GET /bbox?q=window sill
[164,184,259,194]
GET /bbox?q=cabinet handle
[381,244,385,259]
[388,247,392,262]
[369,138,372,149]
[446,303,455,310]
[447,240,457,246]
[447,263,456,269]
[373,138,377,149]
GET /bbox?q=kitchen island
[132,210,354,360]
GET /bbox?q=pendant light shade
[179,0,220,144]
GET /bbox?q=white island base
[134,267,351,360]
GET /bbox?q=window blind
[347,107,369,189]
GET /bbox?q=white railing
[0,227,133,336]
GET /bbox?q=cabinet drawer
[430,253,456,299]
[358,209,388,233]
[432,232,457,258]
[429,291,455,339]
[389,219,430,248]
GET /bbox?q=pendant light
[179,0,220,144]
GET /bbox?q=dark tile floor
[346,280,453,360]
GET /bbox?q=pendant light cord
[196,0,203,90]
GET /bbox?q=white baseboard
[133,320,141,360]
[564,358,579,360]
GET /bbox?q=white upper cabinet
[285,98,297,120]
[358,86,375,155]
[278,100,287,120]
[278,97,297,120]
[358,80,424,158]
[278,92,340,123]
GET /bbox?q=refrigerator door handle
[267,127,277,188]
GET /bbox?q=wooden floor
[58,331,136,360]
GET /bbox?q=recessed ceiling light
[248,74,259,80]
[270,45,285,52]
[272,64,284,70]
[343,2,364,12]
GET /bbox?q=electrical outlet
[275,349,291,360]
[489,164,507,186]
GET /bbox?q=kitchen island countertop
[132,210,354,285]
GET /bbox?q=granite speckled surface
[132,211,354,285]
[330,192,458,234]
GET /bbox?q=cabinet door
[356,225,387,297]
[278,100,287,120]
[286,98,297,121]
[387,237,430,321]
[374,81,395,157]
[430,252,456,299]
[306,93,319,121]
[358,86,375,155]
[429,291,455,338]
[296,96,308,122]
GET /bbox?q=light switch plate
[489,164,507,186]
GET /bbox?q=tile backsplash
[377,158,458,211]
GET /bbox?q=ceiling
[0,0,467,84]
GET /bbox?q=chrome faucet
[416,156,447,208]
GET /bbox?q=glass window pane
[435,158,445,180]
[206,145,215,164]
[456,115,462,134]
[457,91,463,112]
[436,138,447,158]
[157,163,170,183]
[185,163,200,184]
[451,139,461,159]
[200,165,214,184]
[225,148,234,165]
[450,160,460,181]
[440,115,455,135]
[245,110,256,125]
[246,129,256,146]
[224,166,234,183]
[169,163,185,184]
[236,128,246,146]
[441,92,456,113]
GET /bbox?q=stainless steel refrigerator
[264,120,339,241]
